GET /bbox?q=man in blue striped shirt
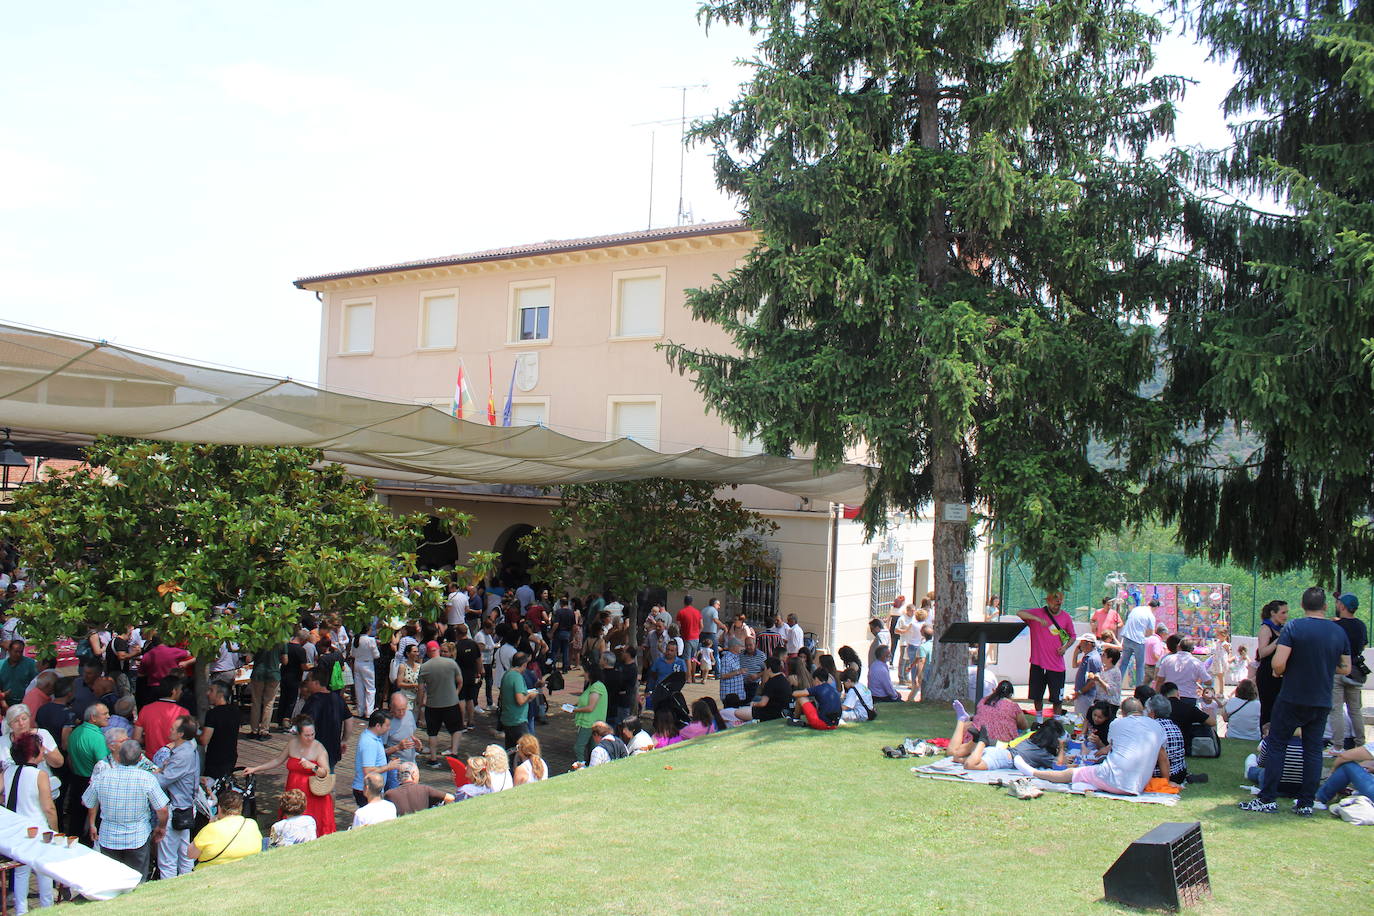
[738,636,766,702]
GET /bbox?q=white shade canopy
[0,323,872,504]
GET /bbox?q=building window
[609,398,660,451]
[870,538,904,618]
[510,281,552,343]
[730,547,780,627]
[419,291,457,350]
[509,398,548,427]
[730,429,766,457]
[612,268,665,338]
[341,298,374,354]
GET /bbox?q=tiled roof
[293,219,751,287]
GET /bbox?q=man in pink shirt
[1154,637,1211,702]
[1143,625,1169,683]
[1090,598,1122,639]
[1016,592,1076,718]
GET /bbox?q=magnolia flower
[170,600,187,616]
[391,586,412,607]
[426,577,443,589]
[149,453,170,463]
[101,473,120,486]
[386,616,406,631]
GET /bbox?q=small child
[693,645,714,683]
[1094,646,1123,704]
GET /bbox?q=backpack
[1188,725,1220,758]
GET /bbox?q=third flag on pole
[501,359,517,426]
[486,354,497,426]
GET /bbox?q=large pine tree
[1157,0,1374,583]
[667,0,1194,699]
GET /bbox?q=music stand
[940,621,1027,703]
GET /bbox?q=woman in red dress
[242,715,335,836]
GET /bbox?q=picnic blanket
[911,761,1180,806]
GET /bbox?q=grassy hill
[93,704,1366,915]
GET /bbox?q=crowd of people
[0,550,1367,909]
[0,581,890,904]
[931,586,1369,819]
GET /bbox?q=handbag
[308,769,336,797]
[1189,726,1221,758]
[1335,795,1374,826]
[171,806,195,831]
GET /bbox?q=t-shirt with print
[1026,607,1075,672]
[1276,617,1351,706]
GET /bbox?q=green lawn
[88,704,1371,914]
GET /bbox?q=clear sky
[1,1,1232,385]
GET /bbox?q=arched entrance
[493,523,537,589]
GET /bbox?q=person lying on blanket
[955,718,1068,771]
[946,680,1028,758]
[1014,698,1168,795]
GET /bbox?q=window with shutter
[613,270,664,338]
[420,293,457,349]
[611,400,659,451]
[342,300,374,354]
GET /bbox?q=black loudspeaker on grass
[1102,821,1210,911]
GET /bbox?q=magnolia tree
[1,438,496,664]
[522,479,778,635]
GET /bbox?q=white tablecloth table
[0,805,141,900]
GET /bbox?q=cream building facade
[296,220,988,652]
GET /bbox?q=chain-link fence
[992,549,1374,637]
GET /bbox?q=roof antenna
[667,84,707,226]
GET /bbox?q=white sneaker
[1244,753,1258,774]
[1312,800,1328,811]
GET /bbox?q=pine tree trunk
[922,421,970,701]
[912,68,969,702]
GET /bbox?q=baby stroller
[650,671,691,726]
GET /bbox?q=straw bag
[309,770,336,797]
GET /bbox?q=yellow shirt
[193,815,263,868]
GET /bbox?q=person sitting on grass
[957,719,1069,771]
[679,697,726,739]
[350,773,397,828]
[1314,739,1374,810]
[455,757,492,799]
[1244,733,1307,798]
[1145,694,1188,784]
[790,658,841,730]
[947,680,1027,757]
[839,667,875,722]
[651,705,683,749]
[1083,700,1115,758]
[868,646,901,702]
[1013,698,1168,796]
[268,789,317,847]
[189,790,262,868]
[618,716,654,755]
[385,761,454,814]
